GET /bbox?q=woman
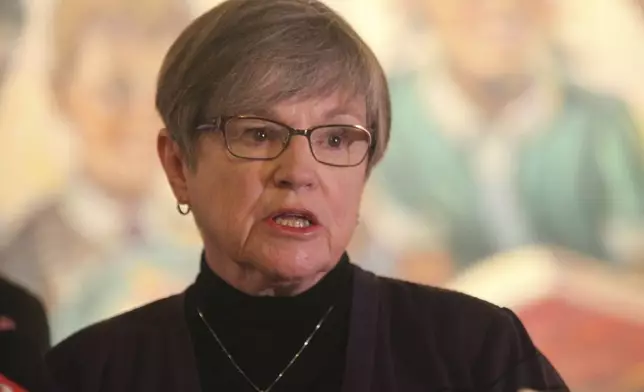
[46,0,569,391]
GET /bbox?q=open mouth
[270,210,317,229]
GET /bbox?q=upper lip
[268,208,319,225]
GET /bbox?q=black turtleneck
[184,253,354,391]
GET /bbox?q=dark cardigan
[46,266,568,391]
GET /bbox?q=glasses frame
[196,115,374,167]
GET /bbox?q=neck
[449,63,533,119]
[204,251,331,297]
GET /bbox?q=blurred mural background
[0,0,643,390]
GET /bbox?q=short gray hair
[155,0,391,170]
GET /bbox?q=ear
[157,128,190,203]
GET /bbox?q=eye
[327,134,343,147]
[249,128,268,142]
[241,127,283,143]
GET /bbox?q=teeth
[275,216,312,228]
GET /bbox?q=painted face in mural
[60,27,176,201]
[422,0,553,78]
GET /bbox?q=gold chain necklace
[197,305,335,392]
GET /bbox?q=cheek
[67,82,112,128]
[187,154,264,242]
[327,170,365,238]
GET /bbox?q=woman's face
[160,93,369,284]
[423,0,552,78]
[63,27,174,200]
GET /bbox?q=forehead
[70,27,174,86]
[78,26,172,63]
[425,0,552,16]
[258,92,367,126]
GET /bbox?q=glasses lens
[310,126,371,166]
[224,118,289,159]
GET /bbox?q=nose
[271,135,318,190]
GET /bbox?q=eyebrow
[245,105,364,124]
[247,108,275,118]
[323,106,362,120]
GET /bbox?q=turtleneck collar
[186,252,355,391]
[193,252,353,325]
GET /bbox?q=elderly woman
[46,0,568,391]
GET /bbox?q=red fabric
[0,373,28,392]
[0,316,16,332]
[518,297,644,391]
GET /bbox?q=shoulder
[46,295,184,387]
[563,84,636,124]
[378,72,442,167]
[7,199,65,239]
[377,276,518,342]
[48,294,183,353]
[0,199,65,261]
[387,72,420,97]
[386,72,426,119]
[562,85,642,160]
[373,276,566,389]
[0,200,74,301]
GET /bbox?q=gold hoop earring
[177,202,191,216]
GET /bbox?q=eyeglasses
[196,115,373,167]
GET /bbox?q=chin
[256,249,335,283]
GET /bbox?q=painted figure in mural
[0,0,200,343]
[0,3,57,389]
[358,0,644,284]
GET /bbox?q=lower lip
[265,218,321,236]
